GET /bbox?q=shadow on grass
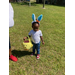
[12,50,32,57]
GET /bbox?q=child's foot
[37,54,40,59]
[31,53,35,56]
[9,55,18,62]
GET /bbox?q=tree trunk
[43,0,45,8]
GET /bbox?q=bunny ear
[37,14,43,21]
[32,14,36,21]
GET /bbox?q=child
[24,14,45,59]
[9,2,18,62]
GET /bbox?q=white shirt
[29,30,42,44]
[9,3,14,28]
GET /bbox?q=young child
[24,14,45,59]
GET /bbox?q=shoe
[31,53,35,56]
[9,55,18,62]
[37,54,40,59]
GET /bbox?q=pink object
[9,55,18,62]
[37,54,40,59]
[24,40,29,43]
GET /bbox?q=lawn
[9,2,65,75]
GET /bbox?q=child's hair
[32,22,39,27]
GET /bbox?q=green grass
[9,3,65,75]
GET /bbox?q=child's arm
[40,36,45,44]
[23,30,31,40]
[23,35,31,40]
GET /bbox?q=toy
[32,14,43,24]
[23,37,33,50]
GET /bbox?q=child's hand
[42,41,45,45]
[23,37,28,40]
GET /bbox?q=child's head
[31,14,43,31]
[32,22,39,31]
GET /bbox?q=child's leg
[9,48,12,56]
[36,42,40,55]
[9,37,18,62]
[32,42,36,54]
[9,38,12,56]
[33,44,36,54]
[36,42,40,59]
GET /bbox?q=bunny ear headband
[32,14,43,24]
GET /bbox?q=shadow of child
[12,50,32,58]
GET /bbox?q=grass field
[9,2,65,75]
